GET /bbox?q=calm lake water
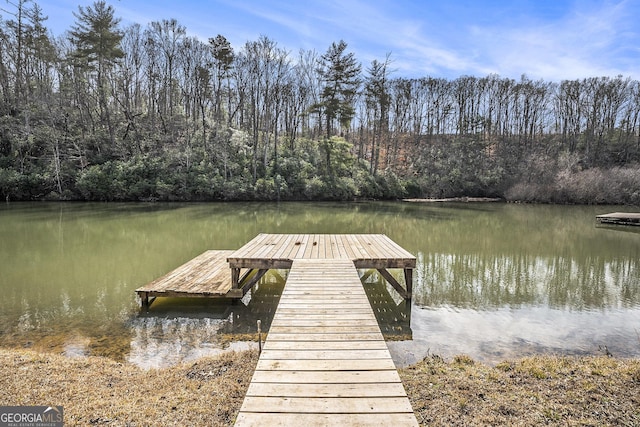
[1,202,638,368]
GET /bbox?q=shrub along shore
[1,348,638,426]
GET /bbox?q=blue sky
[30,0,640,81]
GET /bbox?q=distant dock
[596,212,640,226]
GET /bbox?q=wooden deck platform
[135,250,238,307]
[228,234,416,299]
[596,212,640,226]
[235,259,418,426]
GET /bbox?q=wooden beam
[377,268,409,299]
[239,269,269,295]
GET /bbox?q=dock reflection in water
[128,271,286,369]
[360,269,412,340]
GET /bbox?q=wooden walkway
[596,212,640,226]
[235,259,418,426]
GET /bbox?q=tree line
[1,0,639,204]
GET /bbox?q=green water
[1,202,638,367]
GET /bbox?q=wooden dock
[136,234,416,308]
[135,234,418,424]
[235,259,418,426]
[596,212,640,226]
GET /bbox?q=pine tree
[69,0,123,146]
[317,40,361,138]
[315,40,360,176]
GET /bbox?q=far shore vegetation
[1,348,638,426]
[1,1,640,205]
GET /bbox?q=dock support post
[231,267,240,290]
[138,292,156,312]
[141,292,149,308]
[404,268,413,300]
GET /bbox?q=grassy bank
[1,349,638,426]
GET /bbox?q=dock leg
[404,268,413,300]
[231,268,240,289]
[141,292,149,308]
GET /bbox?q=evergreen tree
[316,40,360,176]
[317,40,361,138]
[69,0,123,146]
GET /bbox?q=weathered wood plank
[258,349,392,360]
[274,303,373,309]
[268,325,382,334]
[265,333,384,341]
[270,319,380,328]
[239,396,414,414]
[262,340,388,351]
[272,314,375,321]
[272,308,373,315]
[255,358,396,371]
[249,369,400,384]
[235,413,419,427]
[245,382,408,398]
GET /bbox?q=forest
[1,0,639,204]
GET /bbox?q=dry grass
[400,353,640,426]
[1,349,639,426]
[0,348,259,426]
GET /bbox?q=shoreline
[1,348,638,426]
[403,197,503,203]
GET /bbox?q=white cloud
[37,0,640,81]
[464,0,640,80]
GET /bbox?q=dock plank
[239,396,414,414]
[262,340,388,351]
[235,413,419,427]
[246,382,408,398]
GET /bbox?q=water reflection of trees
[414,252,640,310]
